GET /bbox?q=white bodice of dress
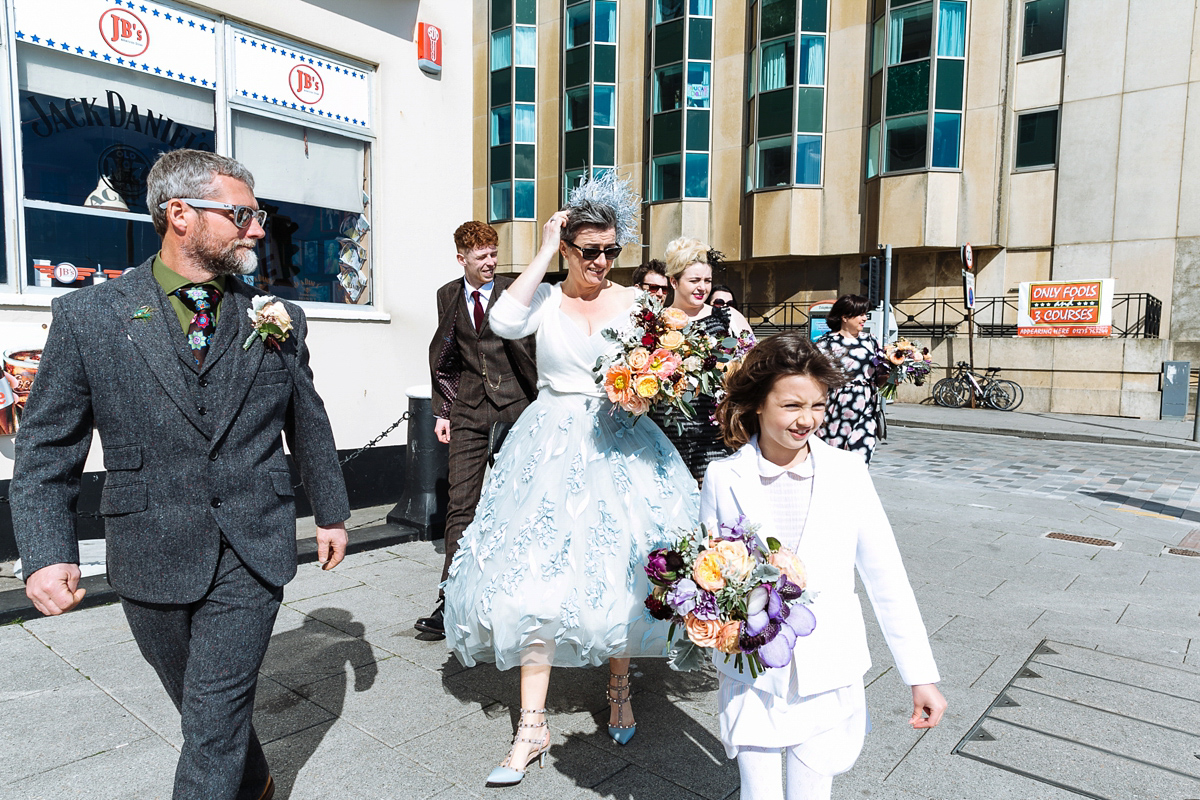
[490,283,629,397]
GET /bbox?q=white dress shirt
[463,278,494,319]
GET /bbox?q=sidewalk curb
[888,417,1200,452]
[0,521,427,627]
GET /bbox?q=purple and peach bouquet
[643,517,816,676]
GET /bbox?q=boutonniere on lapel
[243,295,294,351]
[131,305,154,320]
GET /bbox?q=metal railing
[743,294,1162,339]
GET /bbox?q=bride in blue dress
[443,177,700,786]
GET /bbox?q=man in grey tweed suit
[10,150,350,800]
[416,221,537,638]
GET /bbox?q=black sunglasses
[565,240,622,262]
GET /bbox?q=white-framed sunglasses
[160,198,268,229]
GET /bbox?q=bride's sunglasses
[565,240,622,262]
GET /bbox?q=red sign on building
[99,8,150,57]
[418,23,442,75]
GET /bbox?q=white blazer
[699,436,940,699]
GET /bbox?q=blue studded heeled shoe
[486,707,550,787]
[607,673,636,745]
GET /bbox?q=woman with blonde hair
[650,237,754,482]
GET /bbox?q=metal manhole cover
[954,640,1200,799]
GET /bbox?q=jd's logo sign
[288,64,324,104]
[99,8,150,58]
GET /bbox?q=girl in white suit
[700,332,946,800]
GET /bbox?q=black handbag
[488,420,511,467]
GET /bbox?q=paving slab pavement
[885,402,1200,451]
[2,427,1199,799]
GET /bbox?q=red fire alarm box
[418,23,442,75]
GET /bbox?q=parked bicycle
[932,362,1023,410]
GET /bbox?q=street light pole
[1192,369,1199,442]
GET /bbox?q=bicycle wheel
[933,378,968,408]
[992,379,1023,411]
[985,381,1018,411]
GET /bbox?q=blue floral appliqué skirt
[444,389,700,670]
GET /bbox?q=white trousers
[736,746,834,800]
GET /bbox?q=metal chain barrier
[0,412,413,517]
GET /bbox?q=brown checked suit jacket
[428,274,537,424]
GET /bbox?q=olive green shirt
[152,254,225,333]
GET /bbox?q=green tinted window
[758,88,794,138]
[686,110,710,151]
[1015,109,1058,168]
[886,60,930,115]
[653,111,683,155]
[594,45,616,83]
[656,20,685,66]
[796,87,823,133]
[934,59,964,110]
[565,46,590,88]
[761,0,797,40]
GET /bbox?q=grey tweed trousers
[121,540,281,800]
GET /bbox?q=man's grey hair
[146,149,256,236]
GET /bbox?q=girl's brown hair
[716,332,847,449]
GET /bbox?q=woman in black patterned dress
[815,294,886,464]
[649,237,754,482]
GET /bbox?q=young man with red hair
[419,221,537,637]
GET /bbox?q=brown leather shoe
[258,775,274,800]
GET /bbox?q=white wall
[0,0,475,479]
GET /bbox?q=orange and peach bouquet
[596,295,739,420]
[643,517,816,676]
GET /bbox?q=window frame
[0,2,378,311]
[490,0,538,222]
[1012,104,1060,173]
[747,0,830,194]
[1019,0,1068,62]
[647,0,714,202]
[561,0,617,203]
[868,0,969,179]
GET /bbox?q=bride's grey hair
[563,171,640,246]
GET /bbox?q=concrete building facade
[477,0,1198,417]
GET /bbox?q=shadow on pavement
[265,609,378,799]
[441,654,734,798]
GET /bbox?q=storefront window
[232,113,369,304]
[4,1,377,307]
[17,44,215,289]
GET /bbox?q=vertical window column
[564,0,617,196]
[750,0,828,190]
[490,0,537,222]
[649,0,713,201]
[873,0,967,176]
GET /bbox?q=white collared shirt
[462,278,494,318]
[755,440,814,551]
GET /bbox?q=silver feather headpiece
[565,171,641,246]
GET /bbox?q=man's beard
[183,219,259,277]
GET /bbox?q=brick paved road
[872,427,1200,522]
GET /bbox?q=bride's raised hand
[541,210,569,253]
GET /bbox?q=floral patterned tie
[172,284,223,368]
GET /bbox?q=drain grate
[1165,547,1200,558]
[1044,532,1119,548]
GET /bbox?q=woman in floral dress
[815,294,885,464]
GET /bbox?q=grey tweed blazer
[10,258,350,604]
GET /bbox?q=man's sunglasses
[565,240,622,262]
[161,198,269,229]
[639,283,669,294]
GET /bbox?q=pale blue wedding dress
[443,283,700,669]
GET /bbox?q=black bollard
[387,385,449,540]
